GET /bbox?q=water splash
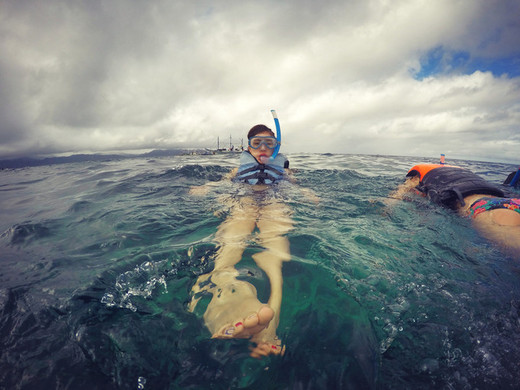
[101,259,169,312]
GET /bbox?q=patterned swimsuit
[469,197,520,218]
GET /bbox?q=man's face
[248,131,276,163]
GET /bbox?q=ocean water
[1,153,519,389]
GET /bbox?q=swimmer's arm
[301,187,320,204]
[225,167,238,180]
[283,168,296,184]
[189,168,238,196]
[284,169,320,203]
[391,176,419,199]
[189,182,218,196]
[384,176,420,206]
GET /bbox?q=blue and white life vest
[235,151,288,185]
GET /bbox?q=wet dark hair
[247,124,274,139]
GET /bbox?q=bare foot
[248,318,284,358]
[212,305,274,339]
[191,271,284,357]
[249,337,284,358]
[198,275,274,338]
[212,303,285,359]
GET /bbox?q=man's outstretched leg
[249,202,293,357]
[190,200,279,346]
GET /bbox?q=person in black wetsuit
[391,164,520,255]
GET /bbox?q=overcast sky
[1,0,519,162]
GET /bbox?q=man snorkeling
[189,120,294,358]
[391,163,520,255]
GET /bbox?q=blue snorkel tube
[270,109,281,160]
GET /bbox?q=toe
[213,325,236,339]
[243,306,274,330]
[243,312,260,328]
[256,306,274,325]
[233,321,245,336]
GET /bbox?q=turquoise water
[1,153,519,389]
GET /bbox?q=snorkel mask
[248,136,278,149]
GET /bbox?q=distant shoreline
[0,149,212,169]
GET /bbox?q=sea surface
[1,153,519,389]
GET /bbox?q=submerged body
[189,126,294,358]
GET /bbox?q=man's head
[247,125,278,164]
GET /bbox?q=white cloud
[283,71,519,161]
[0,0,519,162]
